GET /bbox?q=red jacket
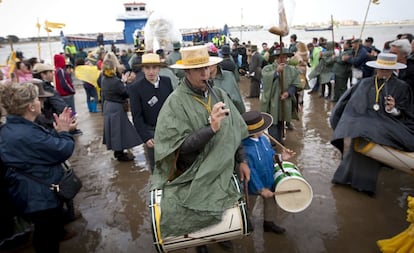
[54,54,75,96]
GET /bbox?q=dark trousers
[268,122,284,145]
[249,78,261,97]
[145,128,155,172]
[333,75,350,101]
[144,145,155,172]
[25,207,65,253]
[321,82,332,98]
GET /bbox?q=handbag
[10,162,82,200]
[54,162,83,200]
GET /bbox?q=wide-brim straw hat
[169,45,223,69]
[366,53,406,70]
[242,111,273,136]
[32,63,54,74]
[139,53,167,67]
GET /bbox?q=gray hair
[390,39,412,57]
[0,82,38,116]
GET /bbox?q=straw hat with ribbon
[139,53,167,67]
[169,45,222,69]
[366,53,406,70]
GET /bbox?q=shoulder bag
[10,161,82,200]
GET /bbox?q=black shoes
[195,245,208,253]
[263,221,286,234]
[218,240,233,251]
[246,95,259,99]
[285,122,294,131]
[195,241,233,253]
[114,151,134,162]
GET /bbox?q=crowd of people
[0,29,413,253]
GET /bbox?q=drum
[354,138,414,176]
[149,175,249,253]
[273,162,313,213]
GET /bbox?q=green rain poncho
[260,63,302,122]
[151,79,248,238]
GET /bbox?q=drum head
[274,176,313,213]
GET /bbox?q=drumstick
[273,189,301,195]
[243,179,250,209]
[264,132,289,151]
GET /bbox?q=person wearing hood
[242,111,295,235]
[54,54,76,116]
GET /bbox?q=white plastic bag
[308,77,317,89]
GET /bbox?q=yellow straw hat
[169,45,222,69]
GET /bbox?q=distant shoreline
[1,22,413,46]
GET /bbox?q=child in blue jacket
[242,110,295,234]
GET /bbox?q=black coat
[330,75,414,152]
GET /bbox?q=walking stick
[264,132,289,152]
[243,179,249,209]
[279,47,286,140]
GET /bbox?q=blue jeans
[84,86,98,103]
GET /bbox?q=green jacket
[151,79,248,237]
[309,50,334,84]
[260,63,302,122]
[333,48,353,78]
[213,69,246,114]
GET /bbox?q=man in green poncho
[261,48,302,144]
[151,45,251,253]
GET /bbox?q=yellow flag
[372,0,380,4]
[6,51,17,79]
[74,65,101,100]
[45,20,66,29]
[44,27,52,33]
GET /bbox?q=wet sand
[7,77,414,253]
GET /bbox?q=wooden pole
[240,8,243,42]
[331,15,335,44]
[359,0,372,39]
[279,35,286,140]
[264,132,289,151]
[37,18,41,60]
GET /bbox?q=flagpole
[331,15,335,44]
[359,0,372,38]
[47,30,53,65]
[240,8,243,42]
[37,18,41,60]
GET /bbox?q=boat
[116,2,150,45]
[63,2,150,49]
[180,24,229,44]
[180,28,222,43]
[304,25,333,32]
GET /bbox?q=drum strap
[275,154,290,176]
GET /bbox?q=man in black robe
[330,53,414,196]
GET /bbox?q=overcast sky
[0,0,412,38]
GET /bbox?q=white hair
[390,39,412,56]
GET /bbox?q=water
[233,24,414,51]
[1,24,413,65]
